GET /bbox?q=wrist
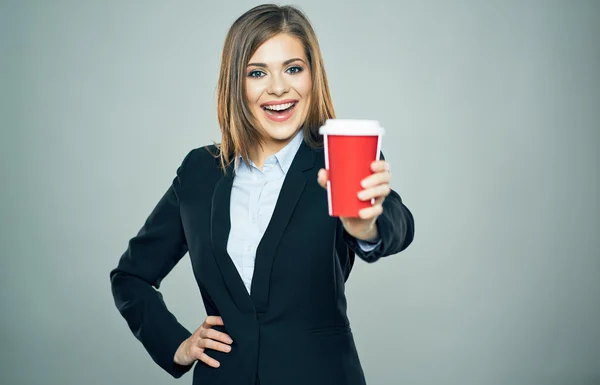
[358,224,379,242]
[174,338,190,365]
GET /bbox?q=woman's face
[245,33,312,151]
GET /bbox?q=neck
[249,130,300,169]
[249,142,284,170]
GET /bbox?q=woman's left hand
[317,160,392,242]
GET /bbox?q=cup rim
[319,119,385,135]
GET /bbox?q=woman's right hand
[173,316,233,368]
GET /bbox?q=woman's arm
[109,150,195,378]
[343,186,414,263]
[320,151,415,263]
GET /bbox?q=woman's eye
[286,66,303,74]
[248,70,265,78]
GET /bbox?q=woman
[110,4,414,385]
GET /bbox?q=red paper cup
[319,119,385,217]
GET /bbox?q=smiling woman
[215,4,334,170]
[109,4,415,385]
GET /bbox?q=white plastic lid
[318,119,385,136]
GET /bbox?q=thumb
[317,168,328,189]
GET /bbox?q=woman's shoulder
[177,143,223,178]
[184,143,220,162]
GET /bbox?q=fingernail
[227,338,233,344]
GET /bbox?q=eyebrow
[247,58,307,68]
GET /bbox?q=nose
[267,73,289,96]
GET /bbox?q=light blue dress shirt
[226,130,380,294]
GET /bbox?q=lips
[261,99,299,122]
[261,99,298,108]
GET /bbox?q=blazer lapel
[210,163,255,314]
[250,141,315,313]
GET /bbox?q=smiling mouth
[262,101,297,115]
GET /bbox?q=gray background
[1,0,599,384]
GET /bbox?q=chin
[253,103,307,145]
[262,122,302,141]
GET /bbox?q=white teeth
[264,102,295,111]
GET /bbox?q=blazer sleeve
[109,150,195,378]
[342,151,415,263]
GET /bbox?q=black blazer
[110,140,414,385]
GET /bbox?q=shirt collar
[273,129,304,174]
[234,129,304,174]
